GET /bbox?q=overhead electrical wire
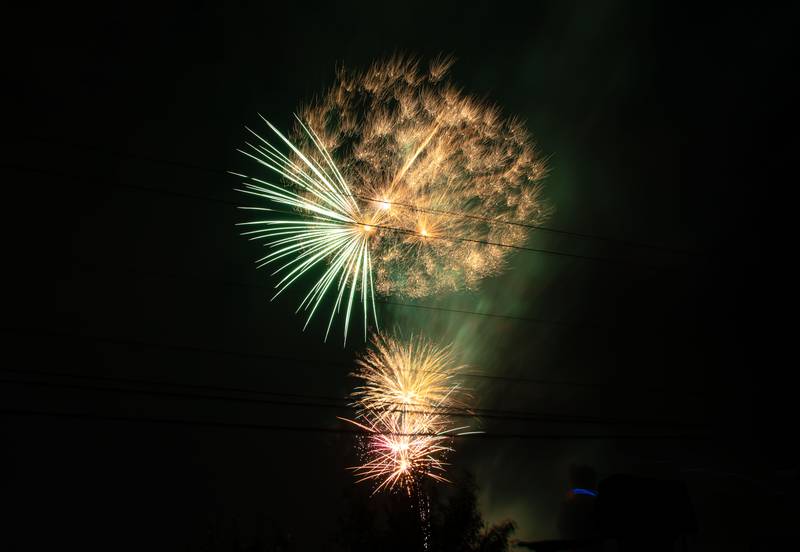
[0,409,709,441]
[0,370,702,428]
[2,161,668,270]
[0,327,708,397]
[16,133,703,256]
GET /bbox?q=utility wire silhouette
[2,161,666,270]
[0,327,707,397]
[16,133,700,256]
[68,259,601,330]
[349,193,701,257]
[0,409,709,441]
[0,370,702,428]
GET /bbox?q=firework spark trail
[235,116,379,343]
[342,334,477,495]
[236,56,548,341]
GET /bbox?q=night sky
[2,2,797,550]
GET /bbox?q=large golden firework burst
[294,55,549,298]
[236,56,548,341]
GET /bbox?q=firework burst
[351,332,469,420]
[294,55,549,299]
[235,117,379,342]
[342,334,477,495]
[235,56,548,341]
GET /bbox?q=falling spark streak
[343,334,477,495]
[387,121,442,191]
[235,117,378,344]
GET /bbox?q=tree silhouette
[333,471,516,552]
[433,471,482,552]
[195,514,294,552]
[476,520,517,552]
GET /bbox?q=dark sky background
[2,2,797,550]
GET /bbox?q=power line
[0,162,239,206]
[2,162,672,271]
[0,370,702,428]
[0,327,707,396]
[1,367,346,404]
[0,409,709,441]
[17,134,701,256]
[351,193,701,257]
[374,299,586,328]
[68,259,602,331]
[57,259,707,396]
[354,219,664,269]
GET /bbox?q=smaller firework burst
[351,332,469,420]
[342,334,477,495]
[344,409,460,494]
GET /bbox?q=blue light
[572,488,598,497]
